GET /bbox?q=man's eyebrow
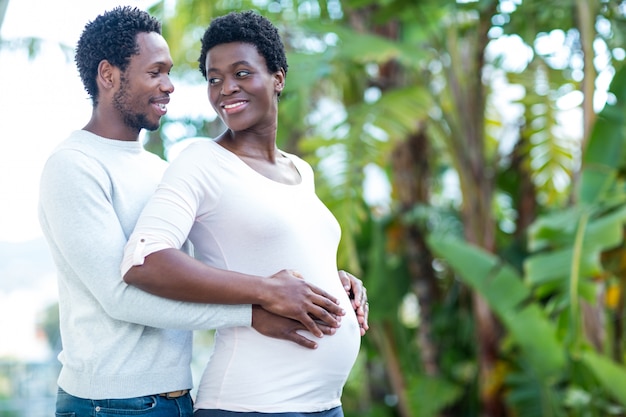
[149,60,173,68]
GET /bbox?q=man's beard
[113,74,160,132]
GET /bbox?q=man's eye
[236,70,250,77]
[208,78,221,85]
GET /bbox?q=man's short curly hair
[75,6,161,104]
[198,11,288,80]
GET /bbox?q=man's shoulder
[50,130,97,155]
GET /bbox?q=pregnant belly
[197,310,361,411]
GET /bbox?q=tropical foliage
[5,0,626,415]
[147,0,626,415]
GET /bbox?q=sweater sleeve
[39,149,251,330]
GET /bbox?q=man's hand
[251,305,337,349]
[338,270,369,336]
[259,269,345,338]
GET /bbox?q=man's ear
[96,59,117,92]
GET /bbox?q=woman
[122,10,363,416]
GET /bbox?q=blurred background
[4,0,626,416]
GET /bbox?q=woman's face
[204,42,284,133]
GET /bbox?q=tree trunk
[447,1,505,415]
[391,125,441,376]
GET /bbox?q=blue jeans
[193,407,343,417]
[55,387,193,417]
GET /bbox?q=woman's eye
[208,78,221,85]
[236,70,250,77]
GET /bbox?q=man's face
[113,32,174,132]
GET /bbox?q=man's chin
[138,113,162,132]
[144,123,161,132]
[141,119,162,132]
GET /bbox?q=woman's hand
[338,270,369,336]
[258,269,345,338]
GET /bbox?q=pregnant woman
[121,10,363,417]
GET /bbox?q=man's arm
[251,306,336,349]
[39,150,251,331]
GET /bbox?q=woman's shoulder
[281,150,314,181]
[168,137,221,161]
[163,138,239,187]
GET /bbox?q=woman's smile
[222,99,248,113]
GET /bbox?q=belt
[158,389,189,399]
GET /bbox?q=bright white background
[0,0,165,360]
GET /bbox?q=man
[39,6,365,417]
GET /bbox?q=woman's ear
[274,68,286,94]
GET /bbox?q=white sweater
[38,130,250,399]
[122,140,361,412]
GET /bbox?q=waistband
[159,390,190,399]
